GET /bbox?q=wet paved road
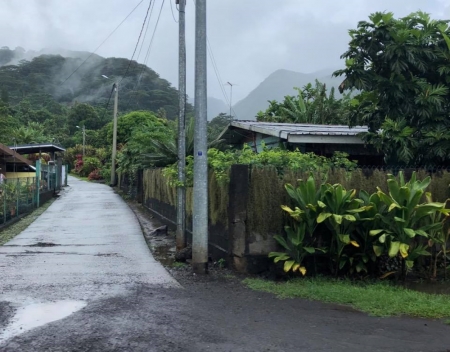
[1,177,450,351]
[0,177,177,347]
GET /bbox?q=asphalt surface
[1,177,450,351]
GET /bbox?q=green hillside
[0,47,192,147]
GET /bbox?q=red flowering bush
[88,168,103,181]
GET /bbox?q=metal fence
[0,177,37,226]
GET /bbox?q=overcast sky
[1,0,449,104]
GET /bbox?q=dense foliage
[163,145,357,186]
[271,172,450,280]
[0,50,193,147]
[256,80,355,124]
[334,11,450,165]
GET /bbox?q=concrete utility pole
[192,0,208,274]
[226,82,235,118]
[176,0,187,250]
[82,125,86,158]
[111,83,119,187]
[76,125,86,158]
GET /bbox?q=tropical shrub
[370,172,449,278]
[88,169,103,181]
[163,145,357,186]
[270,171,450,279]
[78,157,102,177]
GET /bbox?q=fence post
[3,182,5,225]
[57,158,63,191]
[26,177,30,208]
[228,164,250,272]
[36,160,41,208]
[16,178,19,218]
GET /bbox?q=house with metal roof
[218,121,383,165]
[0,143,35,178]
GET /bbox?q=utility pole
[82,125,86,158]
[111,83,119,187]
[76,125,86,158]
[226,82,233,118]
[176,0,187,251]
[192,0,208,274]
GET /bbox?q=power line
[125,0,166,110]
[136,0,156,63]
[120,0,154,85]
[169,0,179,23]
[191,0,237,118]
[60,0,144,86]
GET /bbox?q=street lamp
[102,75,118,187]
[76,125,86,158]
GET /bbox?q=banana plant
[269,222,321,276]
[369,172,448,278]
[317,183,372,275]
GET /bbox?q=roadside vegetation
[243,277,450,319]
[0,199,55,245]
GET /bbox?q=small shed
[0,143,35,178]
[218,121,383,165]
[8,143,66,162]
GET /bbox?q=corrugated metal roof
[231,121,367,137]
[218,121,368,145]
[9,143,66,154]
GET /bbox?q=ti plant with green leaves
[270,176,327,275]
[269,222,318,276]
[283,175,321,238]
[317,183,371,275]
[370,172,449,278]
[423,193,450,279]
[348,190,387,274]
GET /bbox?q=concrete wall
[121,165,280,274]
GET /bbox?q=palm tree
[142,116,223,167]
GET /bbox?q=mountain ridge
[232,67,344,120]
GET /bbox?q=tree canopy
[334,11,450,165]
[256,80,353,125]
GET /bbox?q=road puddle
[0,300,86,343]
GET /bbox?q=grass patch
[171,262,187,268]
[243,277,450,319]
[0,199,55,245]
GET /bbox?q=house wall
[5,172,36,179]
[244,133,283,152]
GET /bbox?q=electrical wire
[136,0,156,63]
[60,0,144,86]
[169,0,179,23]
[120,0,154,85]
[125,0,166,110]
[191,0,237,118]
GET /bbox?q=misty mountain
[207,97,228,120]
[0,47,190,119]
[188,96,228,120]
[232,68,343,120]
[0,46,102,66]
